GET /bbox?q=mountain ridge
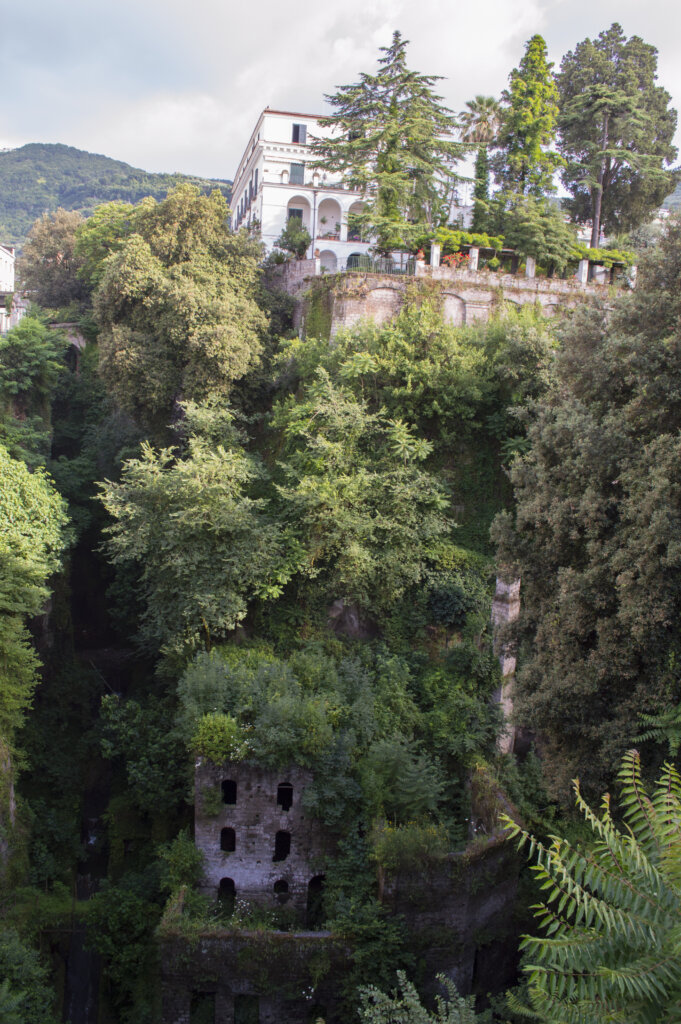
[0,142,232,247]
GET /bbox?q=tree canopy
[0,444,68,742]
[493,218,681,794]
[557,23,679,246]
[493,35,562,197]
[93,185,267,433]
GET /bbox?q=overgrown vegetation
[2,20,681,1024]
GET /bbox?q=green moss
[304,280,335,340]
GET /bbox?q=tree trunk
[591,115,609,248]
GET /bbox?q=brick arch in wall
[441,292,466,327]
[362,284,404,326]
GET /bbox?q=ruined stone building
[194,761,331,923]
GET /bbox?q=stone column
[491,577,521,754]
[525,256,536,279]
[340,218,348,242]
[577,259,589,285]
[430,243,441,268]
[468,247,479,271]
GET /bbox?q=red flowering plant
[442,251,469,269]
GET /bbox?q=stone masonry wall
[195,762,333,915]
[270,262,609,340]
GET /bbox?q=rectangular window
[288,208,303,221]
[254,169,258,194]
[292,123,307,144]
[290,163,305,185]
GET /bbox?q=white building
[231,108,371,272]
[0,244,17,333]
[0,244,14,293]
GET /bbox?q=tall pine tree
[493,35,562,197]
[312,32,459,252]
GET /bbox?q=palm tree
[458,96,501,231]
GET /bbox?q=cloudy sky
[3,0,680,180]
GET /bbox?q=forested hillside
[0,143,231,247]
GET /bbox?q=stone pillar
[577,259,589,285]
[430,243,441,268]
[415,258,427,277]
[340,218,348,242]
[314,257,321,276]
[468,247,479,271]
[491,578,521,755]
[525,256,536,279]
[629,264,638,288]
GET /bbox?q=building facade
[230,109,371,271]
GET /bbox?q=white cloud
[1,0,680,179]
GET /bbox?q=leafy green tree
[312,31,459,251]
[492,219,681,795]
[459,96,501,232]
[74,199,135,290]
[359,970,486,1023]
[489,193,576,273]
[273,370,453,617]
[18,207,88,308]
[0,930,59,1024]
[98,409,294,667]
[0,314,67,465]
[0,445,69,743]
[94,185,267,434]
[493,35,562,197]
[503,750,681,1024]
[274,218,312,260]
[557,23,678,246]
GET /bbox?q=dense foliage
[494,218,681,795]
[504,750,681,1023]
[4,24,681,1024]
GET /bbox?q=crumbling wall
[159,931,348,1024]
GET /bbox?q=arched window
[222,779,237,805]
[220,827,235,852]
[273,879,289,897]
[306,874,325,928]
[277,783,293,811]
[273,830,291,862]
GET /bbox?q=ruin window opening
[277,783,293,811]
[273,830,291,862]
[220,827,236,852]
[273,879,289,903]
[234,994,260,1024]
[306,874,326,929]
[222,779,237,805]
[218,877,236,916]
[190,991,216,1024]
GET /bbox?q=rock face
[194,762,333,917]
[491,578,521,754]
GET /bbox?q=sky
[3,0,680,181]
